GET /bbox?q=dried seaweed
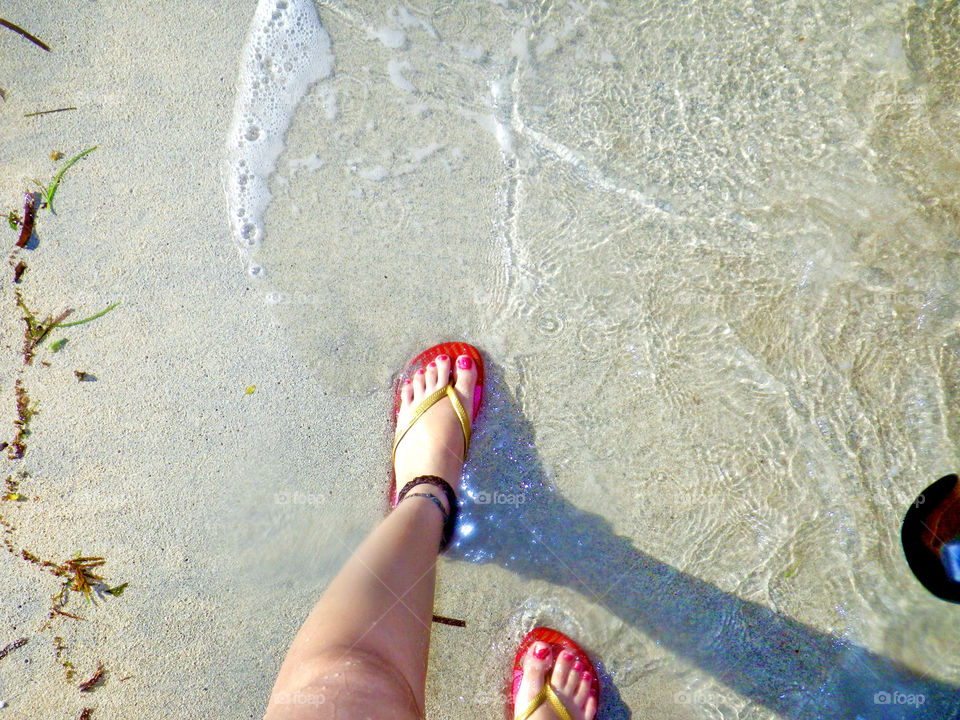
[14,192,38,248]
[78,661,104,691]
[0,637,27,660]
[8,380,34,459]
[54,636,74,679]
[64,557,105,599]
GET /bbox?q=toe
[567,659,587,695]
[412,367,426,399]
[573,670,592,707]
[434,353,452,386]
[552,651,577,695]
[583,694,598,720]
[453,354,478,411]
[425,360,439,390]
[513,641,553,719]
[399,378,414,408]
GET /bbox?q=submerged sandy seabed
[2,1,960,719]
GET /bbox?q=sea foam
[224,0,333,276]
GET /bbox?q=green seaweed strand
[47,301,119,329]
[43,146,97,214]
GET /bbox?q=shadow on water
[449,362,960,720]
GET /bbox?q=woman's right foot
[514,641,598,720]
[393,352,478,513]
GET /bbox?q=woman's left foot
[394,353,478,513]
[514,641,598,720]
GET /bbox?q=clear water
[243,1,960,718]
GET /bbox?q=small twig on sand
[24,107,77,118]
[0,18,50,51]
[431,614,466,627]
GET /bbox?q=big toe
[513,642,553,719]
[453,354,478,413]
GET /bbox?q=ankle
[395,474,460,551]
[398,475,457,513]
[402,484,451,515]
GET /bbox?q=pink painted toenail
[457,355,472,369]
[573,660,584,672]
[428,361,436,368]
[404,379,411,385]
[417,368,425,375]
[533,645,550,660]
[437,354,448,361]
[581,671,592,681]
[560,651,574,662]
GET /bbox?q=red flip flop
[389,341,485,507]
[510,627,600,720]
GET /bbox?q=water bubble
[240,222,258,244]
[249,262,264,277]
[537,312,563,335]
[245,126,261,141]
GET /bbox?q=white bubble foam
[357,165,388,182]
[387,59,416,93]
[369,26,406,49]
[408,142,442,163]
[224,0,334,258]
[391,6,437,40]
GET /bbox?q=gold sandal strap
[392,383,472,467]
[515,683,575,720]
[445,384,471,458]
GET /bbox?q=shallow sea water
[236,1,960,718]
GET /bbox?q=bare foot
[394,352,478,513]
[514,641,598,720]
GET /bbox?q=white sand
[0,3,364,716]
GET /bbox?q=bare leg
[264,353,478,720]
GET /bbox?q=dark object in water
[0,18,50,52]
[902,473,960,602]
[74,370,95,382]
